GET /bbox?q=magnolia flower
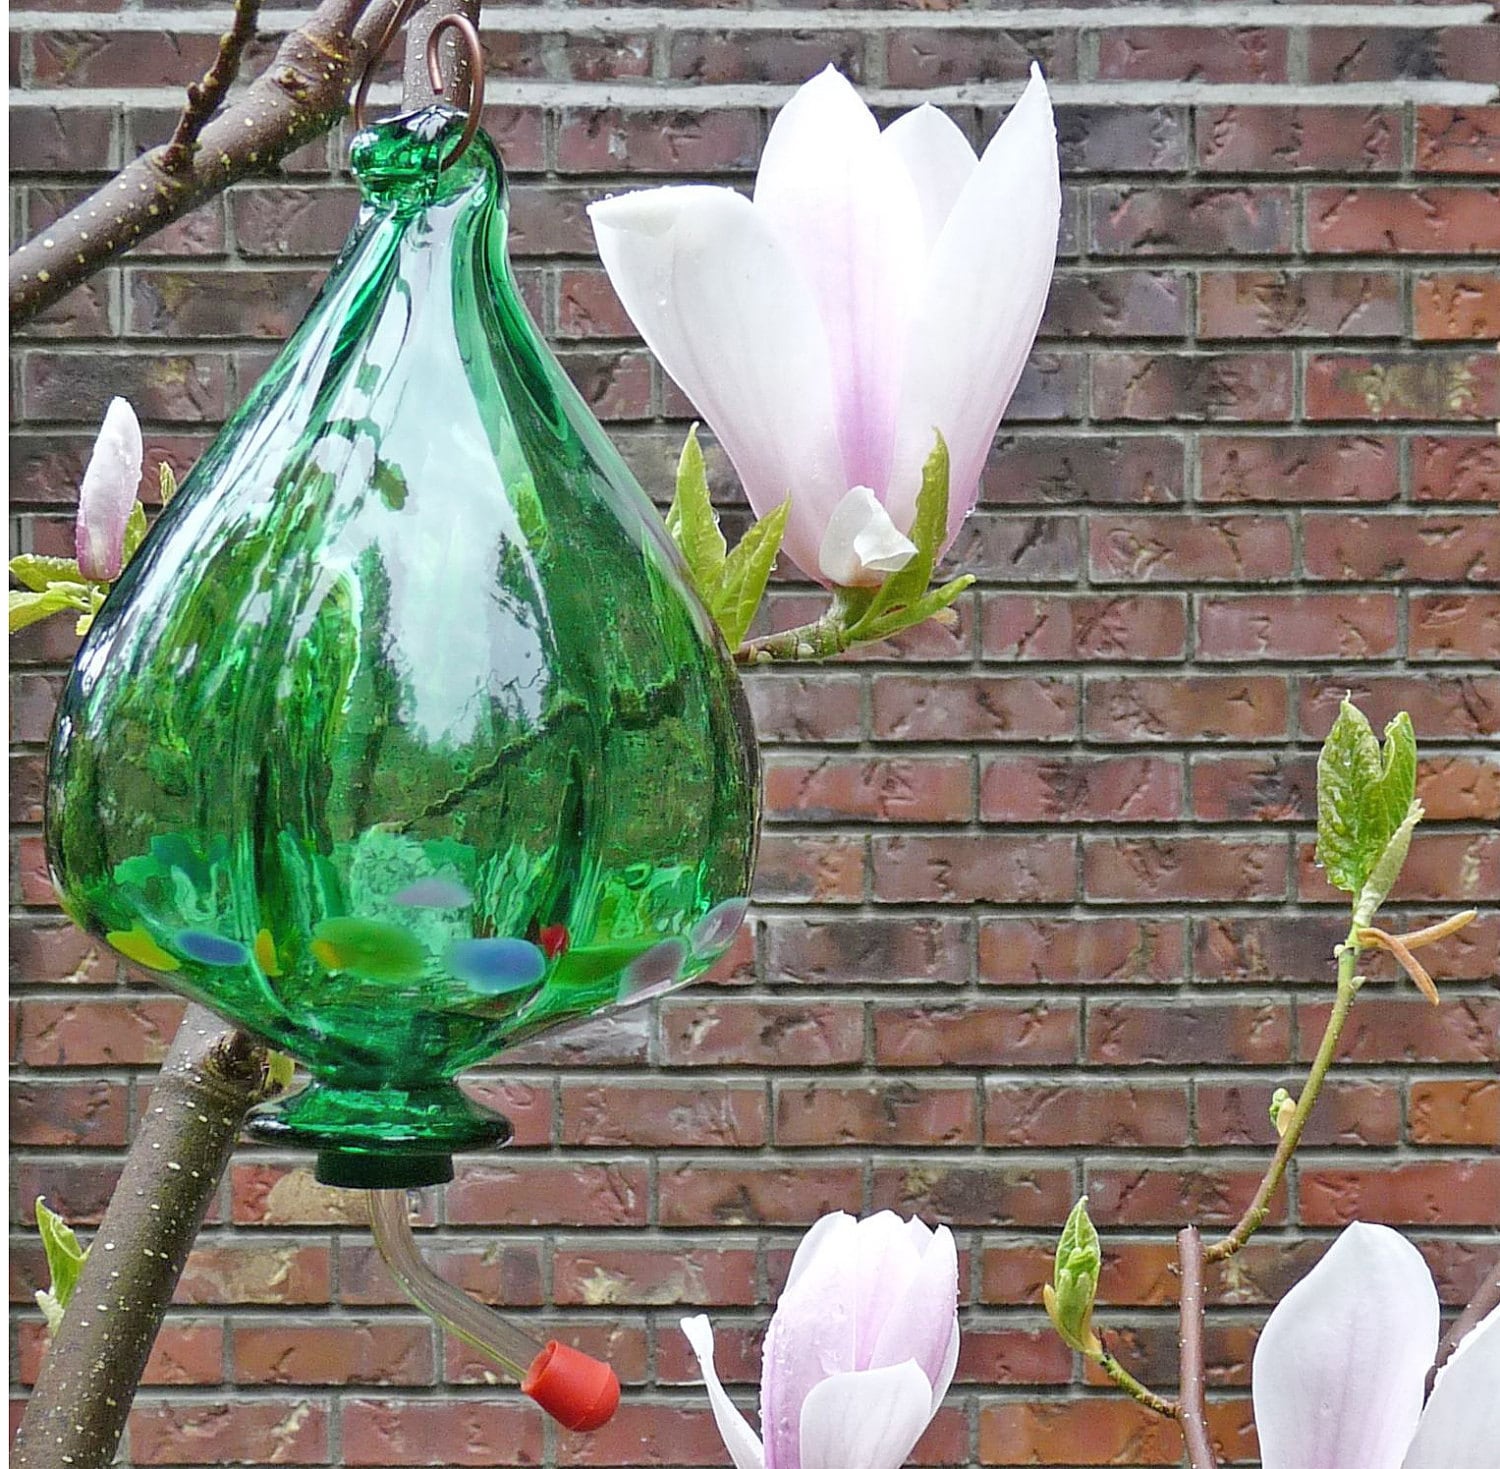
[682,1211,959,1469]
[1253,1221,1499,1469]
[589,66,1059,589]
[75,397,143,581]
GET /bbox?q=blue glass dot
[450,938,546,994]
[176,930,249,967]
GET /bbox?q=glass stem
[367,1188,542,1381]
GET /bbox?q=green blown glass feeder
[46,107,760,1188]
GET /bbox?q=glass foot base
[246,1079,512,1190]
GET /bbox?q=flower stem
[1097,1345,1179,1419]
[735,611,850,664]
[1204,925,1361,1263]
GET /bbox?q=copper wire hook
[351,0,486,171]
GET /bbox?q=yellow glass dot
[106,927,180,972]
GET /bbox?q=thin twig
[1097,1341,1179,1420]
[10,0,395,326]
[161,0,265,174]
[1426,1259,1500,1398]
[1176,1226,1219,1469]
[1205,930,1361,1263]
[13,1006,274,1469]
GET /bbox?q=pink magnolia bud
[75,397,143,581]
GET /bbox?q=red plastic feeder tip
[522,1341,621,1431]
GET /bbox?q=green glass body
[46,108,760,1186]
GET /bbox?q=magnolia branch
[13,1008,276,1469]
[1176,1228,1219,1469]
[10,0,396,325]
[1427,1259,1500,1397]
[161,0,263,174]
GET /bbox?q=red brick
[1411,435,1500,502]
[947,511,1081,582]
[554,1244,757,1307]
[553,1403,736,1467]
[658,998,865,1068]
[1199,434,1398,504]
[753,832,864,904]
[958,1327,1074,1386]
[10,105,118,173]
[1097,27,1286,82]
[871,1162,1075,1226]
[1308,27,1500,86]
[457,1077,553,1148]
[983,435,1185,506]
[871,675,1077,743]
[1299,674,1500,742]
[9,1078,127,1146]
[1085,674,1289,742]
[1196,592,1397,660]
[21,350,228,422]
[1197,1079,1400,1147]
[445,1161,649,1227]
[874,1000,1079,1068]
[765,915,971,987]
[1417,754,1500,821]
[871,833,1076,904]
[1303,513,1498,582]
[1301,1160,1500,1227]
[1197,106,1400,173]
[982,593,1186,660]
[1198,270,1401,339]
[660,1161,862,1226]
[670,29,864,84]
[978,917,1187,987]
[1414,273,1500,340]
[985,1082,1188,1147]
[1308,188,1500,253]
[556,109,761,174]
[979,754,1182,823]
[742,672,862,744]
[776,1079,979,1147]
[886,28,1073,87]
[1091,187,1293,255]
[231,185,359,258]
[126,268,324,340]
[1300,996,1500,1066]
[560,1078,766,1148]
[1090,513,1293,581]
[1088,1164,1286,1227]
[233,1322,432,1386]
[1053,104,1188,175]
[980,1399,1255,1466]
[1417,106,1500,174]
[1298,831,1500,904]
[1084,836,1289,902]
[764,755,972,824]
[1041,271,1187,339]
[1092,352,1294,421]
[17,997,183,1066]
[1307,351,1500,422]
[341,1400,543,1466]
[129,1400,328,1465]
[1087,1000,1291,1065]
[1408,1080,1500,1146]
[175,1244,331,1307]
[1410,593,1500,659]
[1192,753,1315,827]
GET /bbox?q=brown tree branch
[1427,1258,1500,1398]
[1176,1227,1219,1469]
[10,0,395,327]
[161,0,265,174]
[13,1006,275,1469]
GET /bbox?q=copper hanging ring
[351,0,486,171]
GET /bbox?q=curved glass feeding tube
[367,1190,620,1430]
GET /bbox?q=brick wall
[9,1,1500,1465]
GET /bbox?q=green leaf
[666,426,727,599]
[9,554,89,592]
[711,497,789,648]
[1354,799,1423,927]
[266,1050,296,1094]
[861,573,973,645]
[159,462,179,506]
[848,433,949,639]
[121,501,149,568]
[1315,698,1385,893]
[35,1198,88,1334]
[1370,712,1417,840]
[10,584,91,633]
[1045,1197,1102,1357]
